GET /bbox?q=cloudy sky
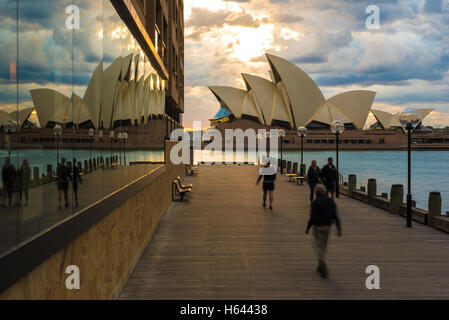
[183,0,449,129]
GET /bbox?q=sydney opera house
[29,53,167,130]
[208,54,439,150]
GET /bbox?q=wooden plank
[120,165,449,300]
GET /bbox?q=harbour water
[1,149,447,213]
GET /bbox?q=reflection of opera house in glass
[209,54,442,150]
[29,54,167,130]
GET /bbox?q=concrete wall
[0,141,186,299]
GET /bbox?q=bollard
[412,200,416,208]
[278,159,281,168]
[84,160,88,172]
[287,161,292,173]
[368,179,377,204]
[348,175,356,197]
[300,164,306,176]
[381,192,388,199]
[106,158,110,167]
[282,160,287,173]
[390,184,404,215]
[428,192,442,227]
[89,159,93,173]
[93,158,97,169]
[47,165,52,181]
[292,162,298,174]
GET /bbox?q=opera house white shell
[209,54,377,130]
[372,108,434,130]
[29,53,166,130]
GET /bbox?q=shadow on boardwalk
[120,165,449,300]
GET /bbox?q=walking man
[57,157,70,210]
[2,157,16,207]
[18,159,31,206]
[306,184,342,278]
[307,160,321,203]
[256,158,277,210]
[321,157,338,200]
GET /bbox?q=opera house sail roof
[27,53,166,130]
[209,54,379,130]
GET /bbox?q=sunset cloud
[184,0,449,128]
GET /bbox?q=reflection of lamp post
[297,126,308,176]
[53,124,63,165]
[99,131,103,168]
[109,131,114,163]
[399,108,420,228]
[123,133,128,166]
[279,129,286,174]
[4,119,18,156]
[330,120,345,198]
[265,131,271,157]
[117,132,123,165]
[88,128,94,173]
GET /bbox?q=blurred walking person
[18,159,31,206]
[2,158,16,207]
[307,160,321,203]
[72,158,81,208]
[256,158,277,210]
[57,157,70,210]
[321,157,338,200]
[306,184,342,279]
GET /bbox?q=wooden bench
[187,165,199,176]
[292,176,307,185]
[286,173,299,182]
[176,176,193,189]
[110,162,119,168]
[173,179,192,201]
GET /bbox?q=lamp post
[265,131,271,158]
[123,132,128,166]
[256,133,264,165]
[297,126,308,176]
[399,108,420,228]
[99,131,103,168]
[117,132,123,165]
[53,124,63,165]
[88,128,94,173]
[279,129,286,174]
[4,119,18,156]
[109,131,114,163]
[330,120,345,198]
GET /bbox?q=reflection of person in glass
[72,158,81,208]
[2,158,16,207]
[18,159,31,206]
[57,157,70,210]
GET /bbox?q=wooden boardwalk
[120,165,449,300]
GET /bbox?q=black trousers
[309,183,316,201]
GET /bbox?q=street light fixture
[99,131,104,168]
[53,124,63,165]
[330,120,345,198]
[399,107,420,228]
[279,129,286,174]
[88,128,94,173]
[4,119,18,156]
[297,126,308,176]
[117,132,123,165]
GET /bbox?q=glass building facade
[0,0,173,256]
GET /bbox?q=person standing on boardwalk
[18,159,31,206]
[307,160,321,203]
[256,158,277,210]
[72,158,81,208]
[57,157,70,210]
[321,157,338,200]
[2,157,16,207]
[306,184,342,279]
